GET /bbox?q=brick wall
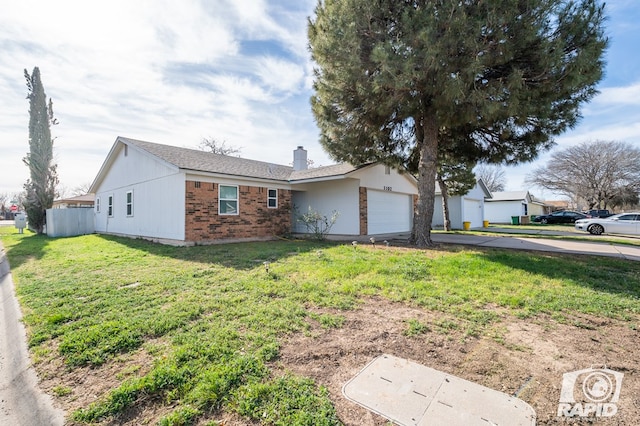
[185,181,291,242]
[359,187,367,235]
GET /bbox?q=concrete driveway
[431,232,640,261]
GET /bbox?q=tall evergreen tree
[309,0,607,246]
[23,67,58,234]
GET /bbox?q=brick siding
[185,181,291,242]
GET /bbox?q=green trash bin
[511,216,520,225]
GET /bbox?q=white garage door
[367,190,412,235]
[463,198,483,228]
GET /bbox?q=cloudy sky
[1,0,639,200]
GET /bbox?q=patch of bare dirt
[276,298,640,426]
[33,299,639,425]
[34,339,171,425]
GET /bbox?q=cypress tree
[309,0,608,246]
[23,67,58,234]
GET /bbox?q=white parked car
[574,213,640,235]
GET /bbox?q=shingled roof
[119,137,361,182]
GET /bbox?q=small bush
[295,206,339,240]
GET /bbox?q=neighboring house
[89,137,418,245]
[484,191,552,223]
[546,200,570,211]
[529,194,552,216]
[432,180,492,229]
[485,191,530,224]
[52,194,95,209]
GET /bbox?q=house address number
[383,186,392,191]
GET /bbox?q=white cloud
[1,0,638,203]
[256,56,305,93]
[596,82,640,106]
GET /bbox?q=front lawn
[1,229,639,425]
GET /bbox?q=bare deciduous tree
[0,193,8,209]
[72,182,92,196]
[198,137,242,156]
[526,140,640,209]
[475,164,506,193]
[0,193,8,218]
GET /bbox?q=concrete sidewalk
[339,229,640,261]
[430,232,640,261]
[0,242,64,425]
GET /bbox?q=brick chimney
[293,146,308,171]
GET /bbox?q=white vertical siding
[432,194,446,227]
[433,195,464,229]
[93,145,186,241]
[291,179,360,235]
[434,181,489,229]
[485,200,525,223]
[461,183,486,228]
[352,164,417,195]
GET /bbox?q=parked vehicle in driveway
[583,209,613,218]
[533,210,588,224]
[575,213,640,235]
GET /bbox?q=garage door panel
[463,198,483,228]
[367,190,412,234]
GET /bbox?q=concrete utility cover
[343,354,536,426]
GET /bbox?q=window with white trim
[107,195,114,217]
[96,197,100,213]
[126,191,134,216]
[219,185,238,215]
[267,189,277,208]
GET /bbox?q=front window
[126,191,133,216]
[107,195,113,217]
[267,189,277,208]
[219,185,238,215]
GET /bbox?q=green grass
[1,228,640,425]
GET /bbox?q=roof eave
[182,169,289,185]
[289,174,350,184]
